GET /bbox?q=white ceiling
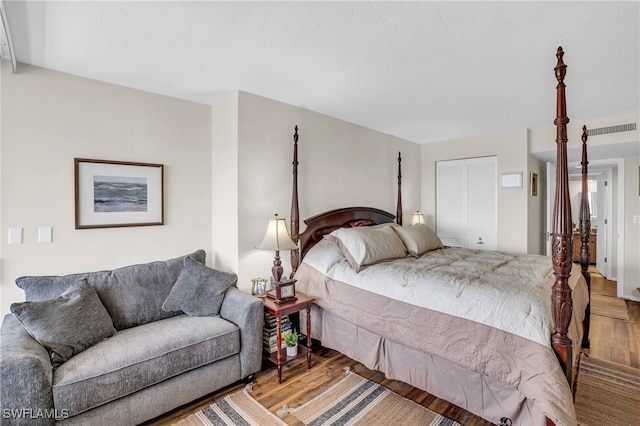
[1,1,639,151]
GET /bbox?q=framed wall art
[530,172,538,196]
[74,158,164,229]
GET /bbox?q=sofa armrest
[0,314,55,426]
[219,287,263,379]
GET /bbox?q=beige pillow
[393,224,443,257]
[326,225,407,272]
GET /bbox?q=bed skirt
[302,304,548,426]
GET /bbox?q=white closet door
[465,157,497,250]
[436,156,497,250]
[436,160,465,247]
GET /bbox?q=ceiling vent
[586,123,636,136]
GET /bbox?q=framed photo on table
[251,278,268,297]
[75,158,164,229]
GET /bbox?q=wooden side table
[262,294,314,383]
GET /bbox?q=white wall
[211,92,239,274]
[527,150,545,254]
[529,112,640,158]
[421,128,530,253]
[214,91,421,294]
[0,62,213,317]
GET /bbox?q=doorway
[546,158,625,296]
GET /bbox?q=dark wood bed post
[290,125,300,278]
[396,152,403,225]
[580,125,592,349]
[550,46,574,384]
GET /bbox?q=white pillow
[325,225,407,272]
[392,224,443,257]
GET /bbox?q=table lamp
[410,211,426,225]
[256,214,298,283]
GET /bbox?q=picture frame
[251,277,269,297]
[530,172,538,196]
[75,158,164,229]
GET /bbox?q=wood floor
[587,270,640,368]
[143,270,639,426]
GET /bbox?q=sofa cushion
[10,279,117,368]
[162,256,237,316]
[15,250,206,330]
[52,314,240,417]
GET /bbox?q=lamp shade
[256,214,298,251]
[410,211,426,226]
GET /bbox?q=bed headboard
[297,207,395,261]
[288,127,401,275]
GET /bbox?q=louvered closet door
[436,160,466,247]
[436,156,497,250]
[465,157,497,250]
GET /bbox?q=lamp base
[272,250,284,283]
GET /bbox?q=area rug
[289,371,462,426]
[172,387,287,426]
[176,372,461,426]
[574,354,640,426]
[590,294,631,320]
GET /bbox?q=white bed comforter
[303,240,586,349]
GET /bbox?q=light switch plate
[8,227,23,244]
[39,226,53,243]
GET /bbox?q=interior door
[465,156,497,250]
[437,157,496,250]
[595,170,611,277]
[436,159,465,247]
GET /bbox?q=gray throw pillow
[162,256,237,317]
[10,279,117,368]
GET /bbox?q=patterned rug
[289,371,461,426]
[590,294,631,321]
[176,371,461,425]
[574,353,640,426]
[172,388,287,426]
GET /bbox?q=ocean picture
[94,175,148,212]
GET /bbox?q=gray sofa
[0,250,263,425]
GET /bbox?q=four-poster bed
[287,47,591,426]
